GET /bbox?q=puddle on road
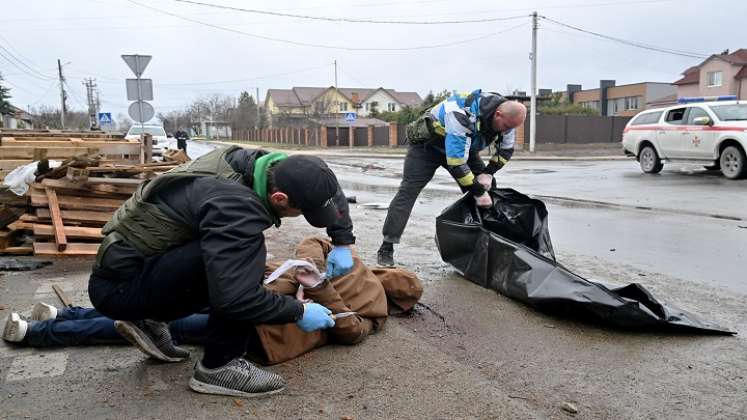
[507,169,557,175]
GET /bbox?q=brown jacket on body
[250,237,423,365]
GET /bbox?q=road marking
[5,352,68,382]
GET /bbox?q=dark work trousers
[382,143,485,244]
[88,240,253,368]
[177,139,188,153]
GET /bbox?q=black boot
[377,241,394,267]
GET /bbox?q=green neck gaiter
[252,152,288,227]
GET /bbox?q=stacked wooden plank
[0,131,139,180]
[0,187,30,254]
[0,150,189,257]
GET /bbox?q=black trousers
[88,241,253,368]
[176,139,187,153]
[382,144,485,244]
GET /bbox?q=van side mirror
[692,116,712,126]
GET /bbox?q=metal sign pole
[136,55,146,163]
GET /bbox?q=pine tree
[0,72,13,116]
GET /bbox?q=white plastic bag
[2,162,39,196]
[2,160,62,196]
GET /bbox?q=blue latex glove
[297,303,335,332]
[326,246,354,278]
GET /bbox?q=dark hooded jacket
[93,147,355,324]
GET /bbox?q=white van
[125,125,167,156]
[622,97,747,179]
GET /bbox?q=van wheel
[639,145,663,174]
[720,145,746,179]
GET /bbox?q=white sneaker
[31,302,58,321]
[2,313,28,342]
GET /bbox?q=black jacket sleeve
[196,181,304,324]
[326,186,356,246]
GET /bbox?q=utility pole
[57,59,67,129]
[83,78,99,130]
[529,12,538,153]
[256,87,261,129]
[334,59,339,145]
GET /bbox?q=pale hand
[475,192,492,208]
[294,268,322,288]
[476,173,493,190]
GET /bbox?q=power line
[337,66,371,88]
[1,77,48,96]
[63,80,88,110]
[540,27,685,76]
[127,0,528,51]
[158,63,332,86]
[0,38,55,80]
[540,15,709,59]
[0,50,54,82]
[170,0,530,25]
[30,81,60,107]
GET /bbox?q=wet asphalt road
[1,144,746,419]
[326,157,747,295]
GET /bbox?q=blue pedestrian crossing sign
[344,112,356,122]
[98,112,113,125]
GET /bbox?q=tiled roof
[673,66,699,85]
[292,87,329,105]
[674,49,747,84]
[390,91,423,107]
[266,89,302,107]
[719,48,747,65]
[267,86,423,108]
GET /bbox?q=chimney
[566,84,582,103]
[599,80,616,116]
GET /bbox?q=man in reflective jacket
[88,145,356,398]
[377,90,526,266]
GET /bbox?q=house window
[707,71,723,87]
[388,103,396,112]
[626,96,640,110]
[339,102,348,112]
[580,101,599,111]
[365,103,370,111]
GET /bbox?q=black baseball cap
[272,155,341,228]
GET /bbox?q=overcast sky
[1,0,744,119]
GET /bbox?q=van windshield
[709,104,747,121]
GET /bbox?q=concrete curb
[200,140,630,161]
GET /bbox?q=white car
[622,97,747,179]
[124,125,166,156]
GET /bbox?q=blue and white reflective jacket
[426,89,516,189]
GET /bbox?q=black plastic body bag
[435,188,733,334]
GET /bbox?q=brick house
[568,81,676,116]
[673,49,747,99]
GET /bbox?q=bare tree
[30,105,89,130]
[157,109,191,134]
[116,113,133,132]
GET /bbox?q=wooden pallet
[0,144,141,159]
[33,242,99,256]
[0,148,176,257]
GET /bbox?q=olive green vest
[101,145,244,256]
